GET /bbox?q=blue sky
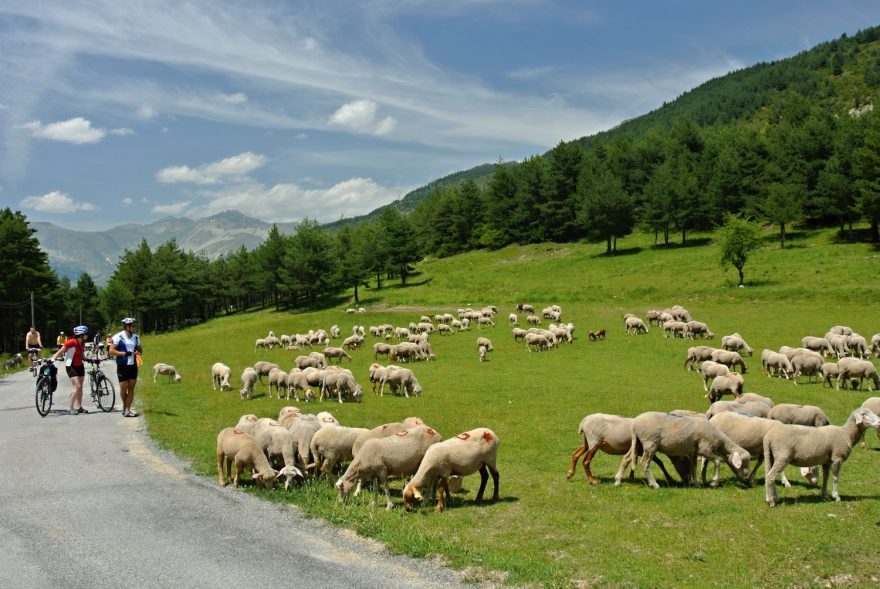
[2,1,879,231]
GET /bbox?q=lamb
[625,316,648,335]
[379,366,423,397]
[152,362,182,383]
[341,335,363,350]
[699,361,730,392]
[614,412,750,488]
[708,412,796,487]
[706,400,772,419]
[707,372,745,403]
[790,354,823,384]
[768,403,831,427]
[685,346,718,371]
[764,407,880,506]
[402,428,500,512]
[721,333,753,356]
[587,328,606,341]
[323,346,352,363]
[761,349,793,379]
[837,358,880,391]
[240,367,257,400]
[476,337,493,352]
[860,398,880,449]
[211,362,232,391]
[478,345,487,362]
[820,362,841,388]
[801,336,835,357]
[710,349,747,373]
[216,427,277,489]
[335,425,443,510]
[308,425,370,475]
[508,313,518,325]
[567,414,693,486]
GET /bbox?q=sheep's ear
[413,488,423,501]
[853,411,864,425]
[731,452,743,469]
[253,472,264,480]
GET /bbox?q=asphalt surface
[0,363,466,589]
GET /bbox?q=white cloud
[21,191,95,213]
[109,127,135,136]
[156,151,267,184]
[218,92,248,104]
[329,99,378,130]
[18,117,106,144]
[152,201,191,215]
[374,116,397,136]
[122,197,134,206]
[136,104,157,119]
[189,177,410,222]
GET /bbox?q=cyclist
[56,331,66,351]
[51,325,89,415]
[110,318,142,418]
[25,326,43,362]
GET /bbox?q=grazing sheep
[615,412,751,488]
[403,428,500,512]
[721,333,753,356]
[294,352,326,370]
[286,414,322,471]
[685,346,718,371]
[476,336,493,352]
[253,361,280,383]
[517,303,535,314]
[523,332,551,352]
[686,321,714,339]
[526,314,541,326]
[625,316,648,335]
[323,346,353,364]
[320,369,363,403]
[251,419,304,489]
[254,338,271,351]
[662,320,691,339]
[710,349,747,373]
[234,413,260,434]
[277,406,302,429]
[478,345,487,362]
[335,425,443,510]
[646,310,662,326]
[240,367,257,400]
[152,362,182,383]
[512,327,528,342]
[308,425,370,475]
[699,361,731,392]
[860,398,880,449]
[764,407,880,506]
[351,417,425,457]
[267,367,290,399]
[761,349,793,379]
[737,392,775,407]
[588,328,606,341]
[507,313,518,325]
[846,334,868,359]
[379,366,423,397]
[820,362,842,388]
[870,333,880,357]
[791,354,823,384]
[567,414,693,486]
[706,400,772,419]
[708,412,796,487]
[825,333,850,358]
[780,346,823,363]
[828,325,854,336]
[212,362,232,391]
[801,336,835,358]
[837,358,880,391]
[372,342,392,360]
[216,427,277,489]
[768,403,831,427]
[707,372,745,403]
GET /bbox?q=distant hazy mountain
[35,210,298,285]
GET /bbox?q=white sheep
[615,412,751,488]
[801,336,834,357]
[721,333,753,356]
[320,369,363,403]
[523,332,552,352]
[624,316,649,335]
[351,417,425,457]
[737,392,775,407]
[379,366,422,397]
[323,346,353,363]
[768,403,831,427]
[267,367,289,399]
[216,427,277,489]
[211,362,231,391]
[791,354,823,384]
[335,425,443,510]
[476,336,493,352]
[508,313,518,326]
[699,361,730,391]
[764,407,880,506]
[707,372,744,403]
[761,349,793,379]
[684,346,718,371]
[837,358,880,391]
[860,398,880,449]
[686,320,714,339]
[308,425,370,475]
[662,320,691,339]
[871,333,880,357]
[845,333,868,359]
[240,367,257,400]
[253,360,280,384]
[710,349,747,373]
[251,419,304,489]
[567,414,692,486]
[152,362,182,383]
[706,400,772,419]
[708,411,795,487]
[286,414,322,471]
[402,428,500,512]
[478,345,487,362]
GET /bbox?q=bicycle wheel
[97,376,115,412]
[35,378,52,417]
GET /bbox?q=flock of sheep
[569,305,880,507]
[215,408,500,512]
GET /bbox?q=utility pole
[79,305,82,324]
[30,292,35,327]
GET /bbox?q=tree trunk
[780,222,786,249]
[681,224,686,245]
[613,236,618,253]
[737,265,744,287]
[375,272,382,290]
[606,237,612,255]
[663,228,669,246]
[653,229,658,245]
[871,217,879,243]
[353,282,360,304]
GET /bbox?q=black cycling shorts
[118,364,138,382]
[66,365,85,378]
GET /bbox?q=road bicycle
[35,358,58,417]
[85,355,115,412]
[27,347,41,376]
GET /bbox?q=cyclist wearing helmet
[110,317,142,418]
[51,325,89,415]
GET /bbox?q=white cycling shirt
[112,330,140,366]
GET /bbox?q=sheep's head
[278,465,303,490]
[240,389,249,400]
[174,374,182,382]
[402,483,422,512]
[727,450,751,483]
[253,470,277,490]
[335,476,356,503]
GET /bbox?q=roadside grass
[140,227,880,588]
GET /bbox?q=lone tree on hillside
[718,215,761,286]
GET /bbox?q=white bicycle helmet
[73,325,89,336]
[121,317,137,325]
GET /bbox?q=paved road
[0,365,465,589]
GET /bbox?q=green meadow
[140,228,880,588]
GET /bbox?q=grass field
[139,228,880,588]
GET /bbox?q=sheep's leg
[639,447,660,489]
[822,463,835,501]
[708,457,722,487]
[435,478,448,512]
[565,442,587,482]
[488,464,500,502]
[475,464,489,502]
[382,471,395,511]
[233,462,242,489]
[217,450,226,486]
[747,456,764,487]
[613,451,631,486]
[764,450,788,507]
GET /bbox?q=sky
[2,1,880,231]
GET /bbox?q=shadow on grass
[649,237,713,250]
[770,492,880,506]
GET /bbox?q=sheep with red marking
[216,427,278,489]
[403,428,500,512]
